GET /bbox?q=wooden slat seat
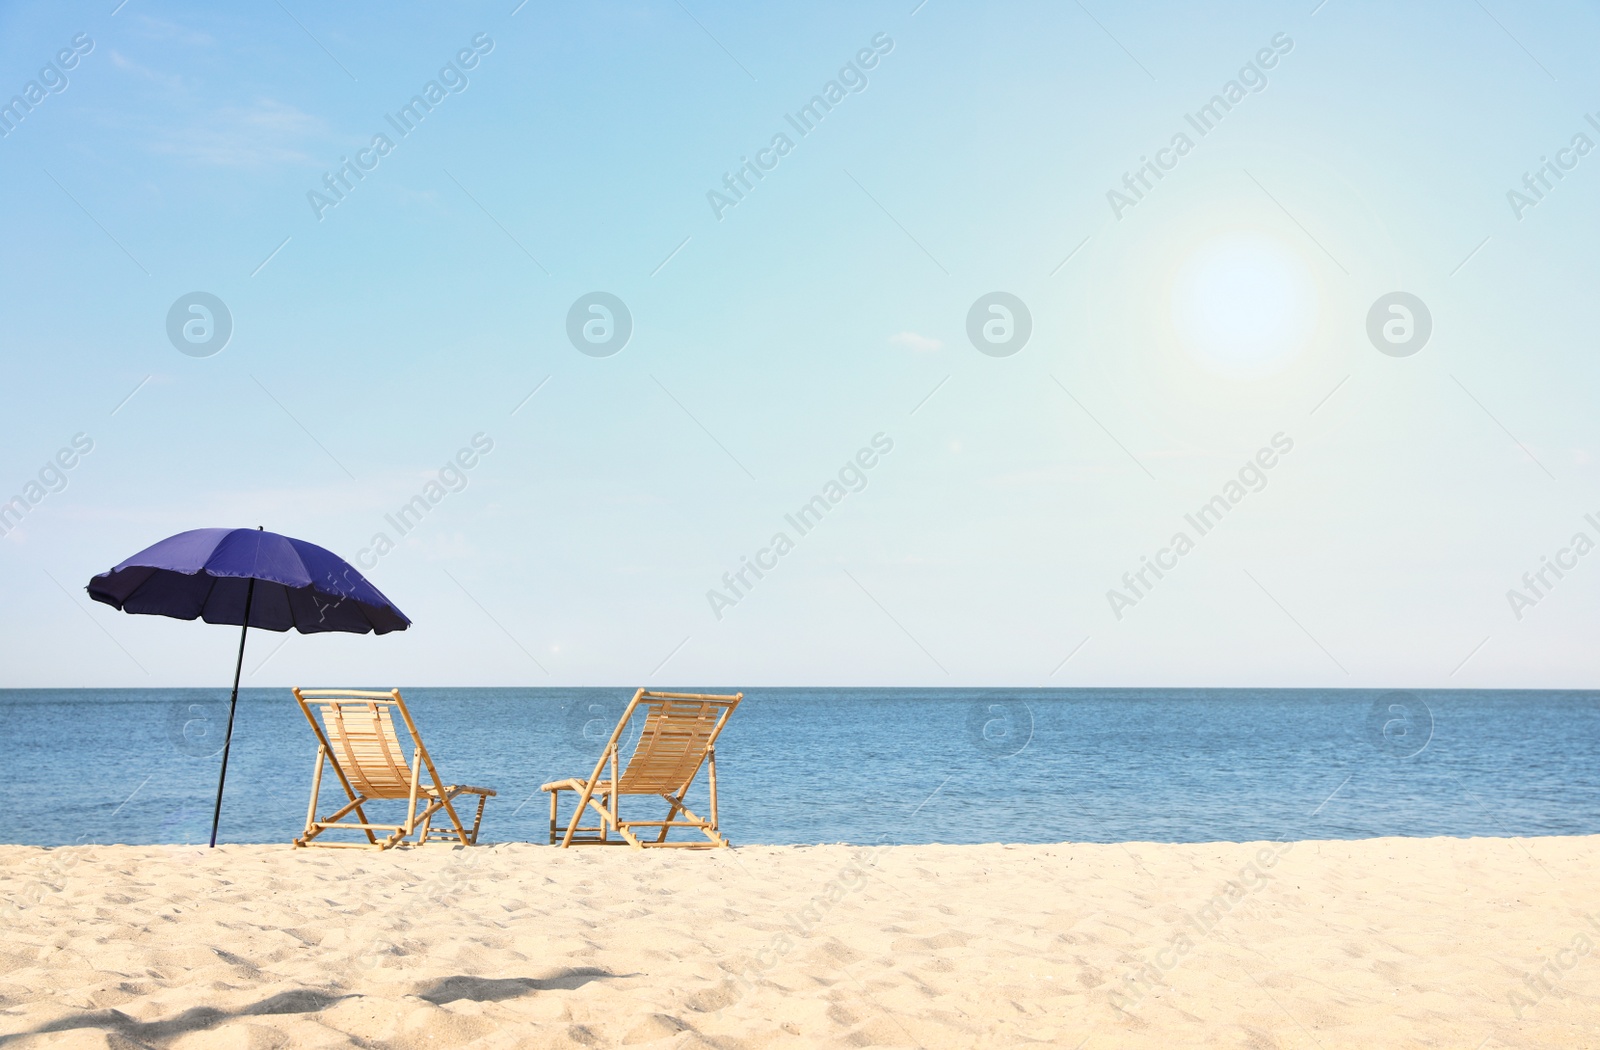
[541,689,742,849]
[292,688,496,850]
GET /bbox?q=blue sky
[3,0,1599,688]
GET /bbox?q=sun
[1170,231,1318,378]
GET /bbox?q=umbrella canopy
[88,527,409,634]
[87,527,409,846]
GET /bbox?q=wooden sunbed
[541,689,742,848]
[291,688,495,849]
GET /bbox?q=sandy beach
[1,836,1595,1048]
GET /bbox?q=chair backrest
[612,691,741,795]
[294,688,424,799]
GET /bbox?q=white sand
[1,836,1596,1048]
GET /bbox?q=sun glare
[1170,231,1318,378]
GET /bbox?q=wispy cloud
[109,50,184,91]
[889,331,942,352]
[132,14,216,47]
[105,35,329,170]
[148,98,327,167]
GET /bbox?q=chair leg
[404,751,422,837]
[708,747,719,830]
[407,797,449,847]
[352,801,379,845]
[656,797,683,843]
[563,778,602,848]
[673,801,728,847]
[300,747,327,846]
[582,794,643,849]
[432,791,469,842]
[297,794,374,847]
[468,791,489,844]
[299,755,378,847]
[550,784,597,847]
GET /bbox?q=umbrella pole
[208,576,257,848]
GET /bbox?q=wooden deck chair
[292,688,495,850]
[541,689,742,848]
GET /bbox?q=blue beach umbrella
[86,527,410,846]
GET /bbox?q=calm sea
[2,688,1596,847]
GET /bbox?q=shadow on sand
[2,971,634,1045]
[0,989,347,1047]
[417,968,630,1004]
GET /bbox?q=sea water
[2,688,1596,846]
